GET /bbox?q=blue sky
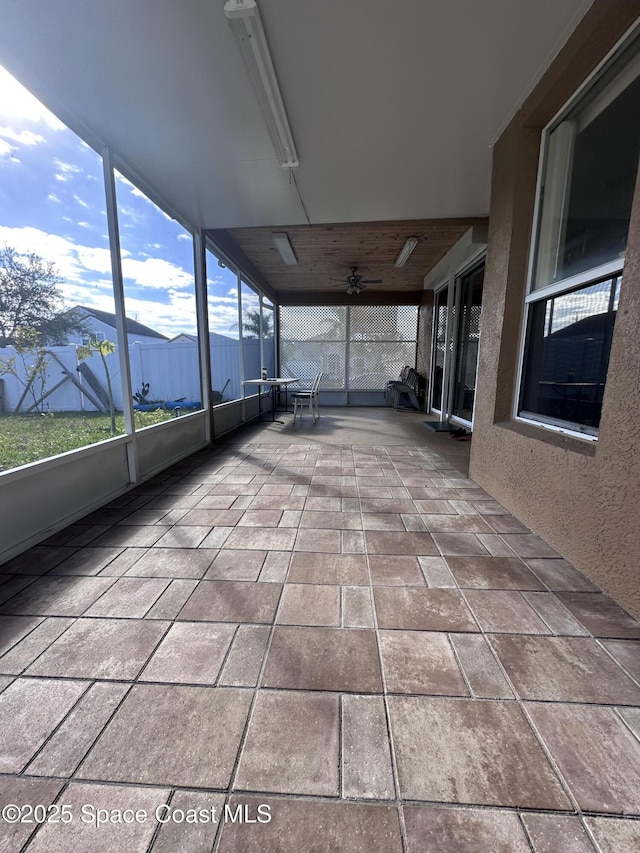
[0,64,254,338]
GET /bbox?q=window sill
[495,419,597,458]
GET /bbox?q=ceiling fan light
[394,236,419,267]
[272,232,298,265]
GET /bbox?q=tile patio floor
[1,410,640,851]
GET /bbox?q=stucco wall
[471,2,640,618]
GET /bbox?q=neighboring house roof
[168,333,197,343]
[76,306,168,340]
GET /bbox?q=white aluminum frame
[429,252,486,430]
[513,23,640,442]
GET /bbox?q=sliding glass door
[430,260,484,428]
[430,286,449,413]
[450,264,484,424]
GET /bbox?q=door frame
[430,253,486,430]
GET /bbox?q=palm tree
[230,310,273,339]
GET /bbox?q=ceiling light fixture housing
[224,0,299,169]
[394,236,419,267]
[272,232,298,266]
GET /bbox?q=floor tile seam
[507,682,584,816]
[578,819,607,853]
[199,622,240,689]
[4,615,81,679]
[13,679,100,781]
[444,587,585,810]
[210,792,236,853]
[338,693,344,801]
[443,632,475,699]
[39,684,139,785]
[443,584,484,637]
[359,497,409,853]
[462,588,557,635]
[16,774,76,853]
[0,614,605,638]
[222,579,287,798]
[595,639,640,688]
[7,769,640,820]
[514,812,593,853]
[0,614,48,662]
[217,787,596,814]
[11,673,257,690]
[58,621,175,777]
[144,786,176,853]
[613,706,640,747]
[120,578,175,620]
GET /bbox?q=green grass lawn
[0,410,172,472]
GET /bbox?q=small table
[242,378,299,423]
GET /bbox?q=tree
[0,327,50,413]
[77,338,118,436]
[0,246,88,346]
[230,309,273,339]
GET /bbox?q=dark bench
[386,366,424,409]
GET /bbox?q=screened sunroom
[1,4,640,850]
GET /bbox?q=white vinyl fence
[0,336,264,413]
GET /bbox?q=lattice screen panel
[350,305,418,340]
[280,306,347,341]
[280,341,346,388]
[348,342,417,389]
[279,305,417,391]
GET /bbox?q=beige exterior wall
[471,1,640,618]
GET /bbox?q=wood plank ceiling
[215,218,487,304]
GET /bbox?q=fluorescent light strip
[224,0,299,169]
[272,232,298,265]
[395,236,419,267]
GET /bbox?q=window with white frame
[518,35,640,437]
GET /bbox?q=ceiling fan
[340,267,382,295]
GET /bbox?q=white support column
[259,293,265,375]
[101,147,138,481]
[193,230,213,443]
[237,272,247,418]
[445,270,459,421]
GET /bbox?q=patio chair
[293,372,323,422]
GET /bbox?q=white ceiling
[0,0,593,230]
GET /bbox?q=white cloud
[177,233,191,242]
[118,205,142,224]
[0,224,200,337]
[0,138,17,158]
[121,256,193,291]
[0,66,65,131]
[208,294,239,306]
[54,159,82,182]
[47,193,61,203]
[73,194,89,208]
[116,293,198,337]
[77,221,90,228]
[0,225,113,290]
[0,125,44,147]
